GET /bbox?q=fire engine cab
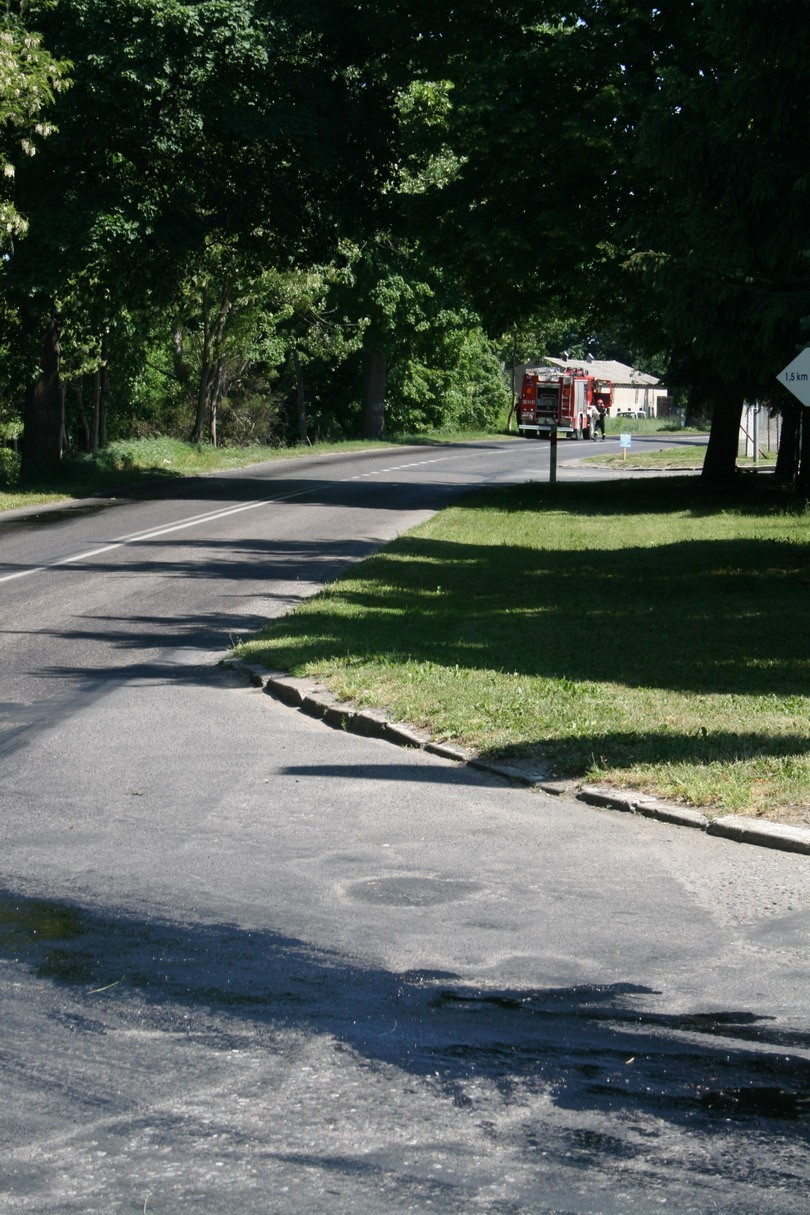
[517,367,613,439]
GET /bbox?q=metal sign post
[753,405,760,464]
[549,424,558,484]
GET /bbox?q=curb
[576,786,709,831]
[232,664,810,858]
[706,815,810,856]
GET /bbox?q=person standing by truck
[586,400,599,440]
[595,397,608,440]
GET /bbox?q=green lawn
[587,447,707,470]
[236,476,810,824]
[604,417,697,435]
[585,445,777,471]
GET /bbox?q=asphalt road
[1,437,807,1214]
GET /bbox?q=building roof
[547,358,660,386]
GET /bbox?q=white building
[544,357,668,418]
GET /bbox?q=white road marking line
[0,491,309,585]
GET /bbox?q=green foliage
[0,7,68,245]
[408,2,656,337]
[396,78,461,196]
[633,1,810,397]
[0,444,20,486]
[3,0,411,469]
[272,236,511,438]
[388,319,508,433]
[4,0,803,476]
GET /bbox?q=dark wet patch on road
[700,1086,810,1118]
[1,886,808,1146]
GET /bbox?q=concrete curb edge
[229,663,810,858]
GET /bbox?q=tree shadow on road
[1,887,807,1140]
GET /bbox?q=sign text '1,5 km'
[777,348,810,407]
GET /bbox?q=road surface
[1,437,807,1213]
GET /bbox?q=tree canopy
[0,0,807,488]
[0,4,68,248]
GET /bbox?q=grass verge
[586,446,778,472]
[235,475,810,825]
[586,448,707,470]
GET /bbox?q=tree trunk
[74,380,89,451]
[190,285,231,445]
[508,328,517,431]
[190,305,213,444]
[59,380,68,457]
[292,348,308,443]
[775,399,801,485]
[700,388,743,490]
[21,314,64,480]
[99,334,110,448]
[209,359,227,447]
[90,367,101,453]
[798,410,810,499]
[171,323,194,389]
[361,347,386,439]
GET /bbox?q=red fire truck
[517,367,613,439]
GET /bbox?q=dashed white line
[0,448,502,587]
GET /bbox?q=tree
[272,263,363,444]
[167,243,297,446]
[8,0,404,475]
[405,3,659,337]
[632,1,810,487]
[0,4,68,474]
[0,3,67,247]
[404,1,810,489]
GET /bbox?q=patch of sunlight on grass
[0,490,72,511]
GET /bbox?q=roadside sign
[619,433,632,448]
[777,348,810,406]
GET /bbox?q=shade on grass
[237,477,810,821]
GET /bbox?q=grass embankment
[236,477,810,824]
[587,445,777,472]
[589,448,708,470]
[604,417,697,435]
[0,431,502,514]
